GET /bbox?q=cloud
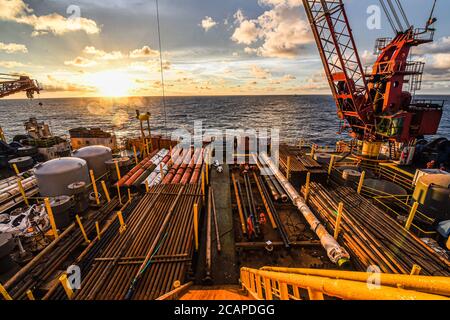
[0,60,26,68]
[0,0,100,36]
[200,16,217,32]
[231,4,312,58]
[430,53,450,71]
[0,42,28,53]
[64,57,97,67]
[250,65,271,79]
[282,74,296,81]
[129,59,171,72]
[83,46,124,60]
[43,75,97,93]
[130,46,159,58]
[414,36,450,55]
[258,0,302,7]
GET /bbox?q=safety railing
[240,267,450,300]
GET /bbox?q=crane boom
[302,0,373,140]
[0,74,41,99]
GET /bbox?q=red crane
[302,0,443,147]
[0,73,41,99]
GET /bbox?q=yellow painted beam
[405,202,419,231]
[59,274,74,300]
[44,198,59,239]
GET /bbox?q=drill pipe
[260,153,350,266]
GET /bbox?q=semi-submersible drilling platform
[0,0,450,300]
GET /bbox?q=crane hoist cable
[156,0,168,137]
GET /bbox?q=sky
[1,0,450,98]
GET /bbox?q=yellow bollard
[115,161,121,181]
[95,221,101,240]
[116,184,122,205]
[201,170,206,203]
[17,179,29,206]
[117,211,127,234]
[334,202,344,240]
[405,202,419,231]
[12,163,20,175]
[304,172,311,202]
[328,155,336,176]
[410,264,422,275]
[145,180,150,193]
[26,290,35,300]
[127,189,132,202]
[0,283,13,300]
[193,203,199,251]
[133,146,138,165]
[89,170,100,205]
[59,274,74,300]
[287,156,292,180]
[44,198,59,239]
[100,181,111,203]
[75,215,90,244]
[357,171,366,194]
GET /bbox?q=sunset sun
[88,71,135,97]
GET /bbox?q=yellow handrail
[240,267,450,300]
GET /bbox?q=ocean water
[0,95,449,146]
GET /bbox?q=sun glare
[88,71,135,97]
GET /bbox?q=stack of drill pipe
[172,148,200,184]
[180,148,203,185]
[123,149,167,187]
[252,154,287,202]
[142,147,183,187]
[71,184,202,300]
[116,149,159,187]
[4,198,120,300]
[162,148,192,184]
[0,176,38,213]
[42,196,142,300]
[130,149,169,187]
[189,148,204,184]
[306,182,450,276]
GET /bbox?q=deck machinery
[302,0,443,158]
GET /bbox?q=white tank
[35,157,90,197]
[73,146,112,177]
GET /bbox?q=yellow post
[89,170,100,205]
[193,203,199,251]
[0,283,13,300]
[0,127,5,142]
[145,180,150,193]
[117,211,126,234]
[255,275,263,299]
[133,145,138,165]
[299,138,303,150]
[411,265,422,275]
[405,202,419,231]
[59,274,74,300]
[328,155,336,176]
[447,236,450,250]
[75,215,90,244]
[310,144,316,158]
[95,221,101,240]
[127,189,132,202]
[12,163,20,175]
[357,171,366,194]
[304,172,311,202]
[17,179,29,206]
[116,185,122,205]
[206,161,209,185]
[44,198,59,239]
[201,170,206,203]
[115,161,121,181]
[334,202,344,240]
[146,140,150,157]
[101,181,111,203]
[26,290,35,300]
[287,156,292,180]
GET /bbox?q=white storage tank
[73,146,112,177]
[35,157,90,197]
